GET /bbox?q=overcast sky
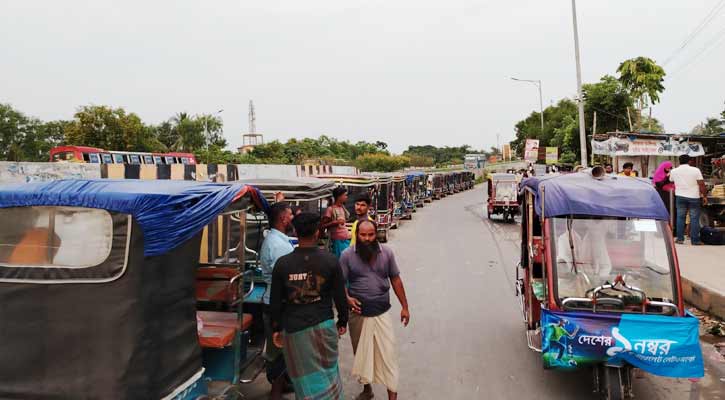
[2,1,724,153]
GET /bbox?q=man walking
[350,192,374,246]
[340,220,410,400]
[259,203,295,399]
[270,212,349,400]
[670,154,708,245]
[323,187,351,258]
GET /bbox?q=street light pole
[511,77,544,131]
[571,0,588,167]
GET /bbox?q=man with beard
[340,220,410,400]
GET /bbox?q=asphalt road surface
[244,185,725,399]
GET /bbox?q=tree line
[510,56,724,164]
[0,103,486,171]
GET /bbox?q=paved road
[244,185,725,399]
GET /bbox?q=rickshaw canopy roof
[0,179,267,256]
[490,173,517,182]
[365,172,404,182]
[321,174,378,186]
[522,173,669,220]
[405,171,426,182]
[246,178,335,201]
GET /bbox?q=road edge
[683,276,725,321]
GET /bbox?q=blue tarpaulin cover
[405,171,426,183]
[0,179,267,256]
[522,173,669,220]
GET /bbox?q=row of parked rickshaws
[0,170,475,399]
[323,170,474,242]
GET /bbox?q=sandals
[355,392,375,400]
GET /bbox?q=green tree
[691,117,725,136]
[512,99,579,159]
[617,57,666,129]
[168,112,205,152]
[0,104,66,161]
[407,154,434,167]
[65,105,163,152]
[354,153,410,172]
[582,75,634,133]
[402,144,478,167]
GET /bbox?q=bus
[49,146,197,165]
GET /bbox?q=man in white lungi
[340,220,410,400]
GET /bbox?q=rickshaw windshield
[494,181,517,200]
[550,217,675,303]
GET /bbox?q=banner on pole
[502,144,512,161]
[545,147,558,165]
[524,139,539,162]
[591,138,705,157]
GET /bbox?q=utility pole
[571,0,588,167]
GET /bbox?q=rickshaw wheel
[603,366,625,400]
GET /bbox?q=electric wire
[668,24,725,80]
[662,0,725,66]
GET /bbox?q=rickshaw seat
[196,267,240,279]
[198,325,236,348]
[198,310,254,331]
[197,311,254,348]
[195,267,242,303]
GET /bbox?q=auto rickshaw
[238,177,335,303]
[389,173,410,222]
[0,179,270,399]
[465,171,475,190]
[407,171,427,209]
[517,170,704,400]
[486,173,519,221]
[453,171,463,193]
[440,172,446,198]
[373,175,394,241]
[431,173,444,200]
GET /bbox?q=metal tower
[240,100,264,153]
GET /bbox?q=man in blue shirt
[260,202,295,399]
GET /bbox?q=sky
[2,0,724,154]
